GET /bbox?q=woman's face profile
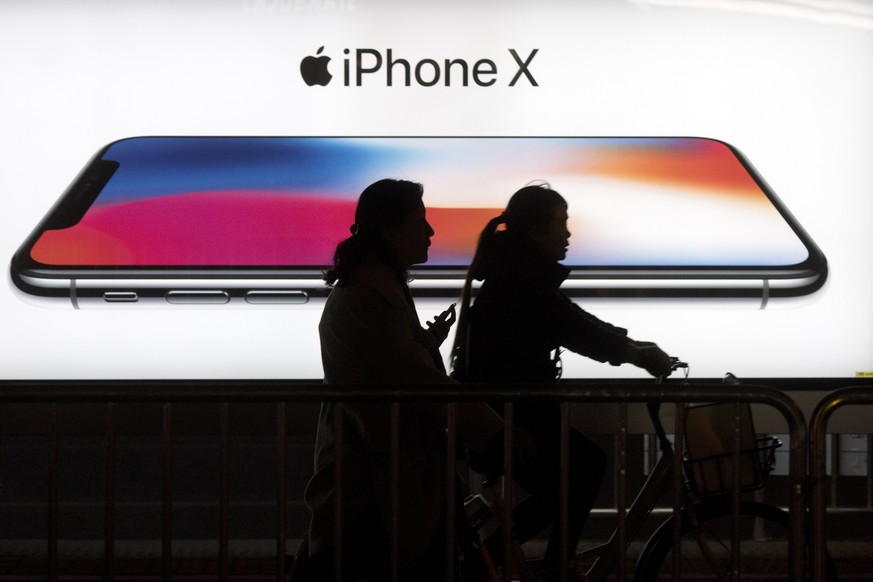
[383,201,434,268]
[530,203,571,262]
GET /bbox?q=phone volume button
[166,290,230,305]
[245,290,309,305]
[103,291,139,303]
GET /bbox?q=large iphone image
[9,136,827,308]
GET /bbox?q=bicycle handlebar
[670,357,688,369]
[648,356,689,454]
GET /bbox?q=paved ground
[0,538,871,581]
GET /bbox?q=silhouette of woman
[453,183,673,580]
[304,178,512,581]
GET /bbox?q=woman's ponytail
[451,213,506,376]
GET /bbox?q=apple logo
[300,46,332,86]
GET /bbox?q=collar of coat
[490,236,570,290]
[347,255,411,306]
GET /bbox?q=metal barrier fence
[0,380,808,582]
[810,385,873,582]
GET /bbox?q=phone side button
[166,291,231,305]
[245,290,309,305]
[103,291,139,303]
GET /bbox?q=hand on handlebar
[625,340,675,378]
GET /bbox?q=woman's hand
[625,340,674,377]
[426,303,456,345]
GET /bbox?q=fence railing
[0,380,814,581]
[810,385,873,582]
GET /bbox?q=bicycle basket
[682,402,782,498]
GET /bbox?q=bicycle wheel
[634,499,838,582]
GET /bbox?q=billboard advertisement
[1,0,871,380]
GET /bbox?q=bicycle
[466,361,839,582]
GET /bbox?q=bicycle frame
[577,360,751,582]
[576,401,681,580]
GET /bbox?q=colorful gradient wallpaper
[27,137,810,268]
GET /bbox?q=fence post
[810,386,873,582]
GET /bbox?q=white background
[1,0,871,380]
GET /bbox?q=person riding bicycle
[452,183,673,581]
